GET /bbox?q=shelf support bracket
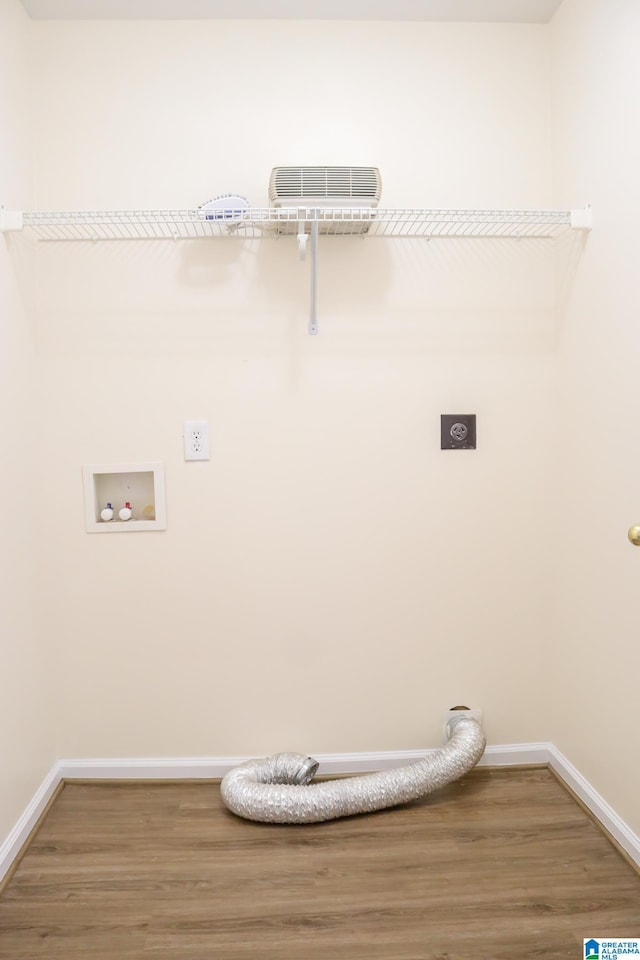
[309,220,319,336]
[570,205,592,231]
[0,208,23,233]
[297,220,307,260]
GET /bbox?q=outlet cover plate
[184,420,210,461]
[441,414,476,450]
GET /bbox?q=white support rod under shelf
[309,220,319,337]
[0,206,592,241]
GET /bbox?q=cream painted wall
[31,20,558,759]
[4,1,639,855]
[0,0,53,846]
[551,0,640,836]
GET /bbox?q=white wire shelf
[1,206,591,241]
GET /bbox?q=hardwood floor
[1,769,639,959]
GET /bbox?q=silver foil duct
[220,716,486,824]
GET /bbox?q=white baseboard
[0,765,62,885]
[481,741,552,767]
[57,741,552,780]
[548,744,640,868]
[3,742,639,885]
[57,756,248,780]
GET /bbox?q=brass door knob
[628,525,640,546]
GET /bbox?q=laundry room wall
[551,0,640,836]
[0,0,54,849]
[32,19,557,759]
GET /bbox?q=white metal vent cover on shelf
[269,165,382,237]
[269,166,382,206]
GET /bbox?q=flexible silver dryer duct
[220,715,486,824]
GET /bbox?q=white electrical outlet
[443,707,483,741]
[183,420,210,461]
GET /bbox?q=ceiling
[20,0,564,23]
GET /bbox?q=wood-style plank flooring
[1,769,639,959]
